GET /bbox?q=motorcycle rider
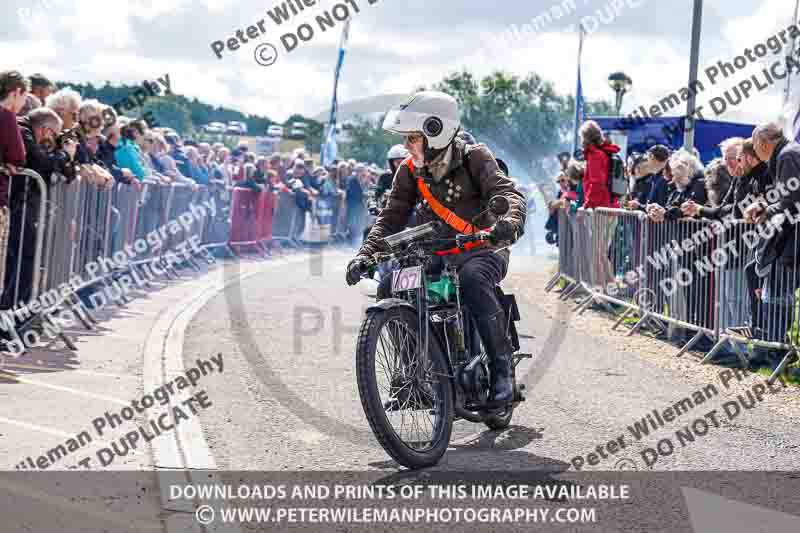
[374,144,409,209]
[366,144,411,263]
[345,91,526,406]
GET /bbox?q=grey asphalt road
[183,246,800,474]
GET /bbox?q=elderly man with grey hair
[45,87,81,130]
[742,121,800,364]
[744,121,800,224]
[17,107,78,181]
[719,137,745,178]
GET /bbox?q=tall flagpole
[782,0,800,141]
[785,0,800,107]
[571,24,586,157]
[684,0,703,151]
[322,18,351,166]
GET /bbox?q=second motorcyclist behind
[345,91,527,406]
[374,144,409,210]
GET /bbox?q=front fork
[416,279,429,377]
[450,265,467,357]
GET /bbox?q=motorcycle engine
[457,355,489,405]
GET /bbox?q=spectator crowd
[0,69,400,324]
[546,118,800,369]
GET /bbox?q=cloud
[2,0,797,126]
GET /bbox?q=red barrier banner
[229,188,258,248]
[229,188,274,252]
[256,191,275,244]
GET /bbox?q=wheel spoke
[366,314,447,454]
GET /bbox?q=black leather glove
[346,256,369,286]
[491,219,518,244]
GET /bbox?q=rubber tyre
[356,306,453,469]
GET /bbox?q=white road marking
[0,371,128,405]
[0,415,81,439]
[0,362,136,381]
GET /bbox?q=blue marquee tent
[589,116,755,164]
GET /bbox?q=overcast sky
[2,0,799,125]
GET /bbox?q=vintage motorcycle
[354,196,531,469]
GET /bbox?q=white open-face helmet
[386,144,409,161]
[382,91,461,151]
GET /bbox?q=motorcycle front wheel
[355,306,453,469]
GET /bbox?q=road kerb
[143,254,309,533]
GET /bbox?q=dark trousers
[745,261,762,331]
[761,266,797,343]
[377,251,508,318]
[2,197,38,309]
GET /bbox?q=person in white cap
[374,144,409,211]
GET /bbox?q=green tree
[433,70,613,184]
[434,70,569,182]
[142,98,193,133]
[339,116,395,165]
[304,119,324,155]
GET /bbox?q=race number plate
[392,266,423,293]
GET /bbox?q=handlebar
[359,229,497,282]
[455,232,490,248]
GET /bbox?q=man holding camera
[1,107,80,308]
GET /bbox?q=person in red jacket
[580,120,620,209]
[0,71,27,208]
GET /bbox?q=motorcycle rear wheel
[356,306,453,469]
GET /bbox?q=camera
[55,126,82,151]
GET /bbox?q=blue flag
[572,24,586,157]
[322,18,351,166]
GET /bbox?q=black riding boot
[475,309,514,406]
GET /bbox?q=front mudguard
[364,298,455,380]
[365,298,416,314]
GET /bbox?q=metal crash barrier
[573,208,650,323]
[0,170,53,351]
[703,219,800,383]
[0,166,351,358]
[548,207,800,384]
[271,191,300,247]
[544,208,578,294]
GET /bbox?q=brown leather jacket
[358,139,526,258]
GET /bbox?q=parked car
[288,127,306,140]
[267,125,284,138]
[226,121,247,135]
[203,122,226,134]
